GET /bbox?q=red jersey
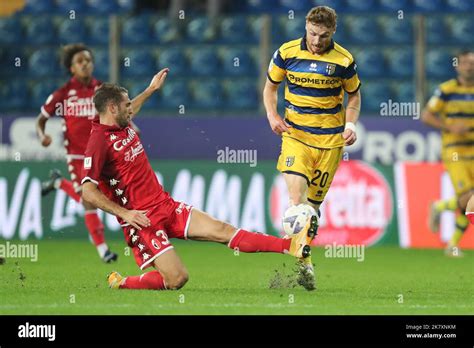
[41,76,102,158]
[81,121,169,224]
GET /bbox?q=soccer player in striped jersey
[263,6,361,289]
[422,50,474,257]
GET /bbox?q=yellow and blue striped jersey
[427,79,474,160]
[267,36,361,149]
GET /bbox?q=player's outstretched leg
[41,169,82,202]
[428,197,457,232]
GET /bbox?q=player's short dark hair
[306,6,337,29]
[457,50,474,60]
[93,83,129,114]
[62,43,93,71]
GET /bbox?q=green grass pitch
[0,240,472,315]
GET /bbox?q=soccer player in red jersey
[36,43,148,263]
[81,78,318,291]
[467,195,474,225]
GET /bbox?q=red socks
[59,179,81,203]
[120,271,166,290]
[467,212,474,225]
[228,229,291,254]
[84,211,105,246]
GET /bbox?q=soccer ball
[282,204,317,236]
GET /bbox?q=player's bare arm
[82,181,150,230]
[344,90,361,146]
[421,108,469,135]
[263,78,292,135]
[36,112,52,147]
[130,68,169,116]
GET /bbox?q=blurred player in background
[467,195,474,225]
[422,50,474,257]
[263,6,361,287]
[81,79,318,291]
[36,43,148,263]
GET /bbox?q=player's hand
[267,114,292,135]
[121,210,151,230]
[40,134,52,147]
[343,129,357,146]
[147,68,169,92]
[448,123,469,135]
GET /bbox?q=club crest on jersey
[84,157,92,169]
[285,156,295,167]
[326,63,336,75]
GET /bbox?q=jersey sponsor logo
[287,73,339,85]
[84,157,92,169]
[113,128,137,151]
[55,96,96,118]
[124,142,144,162]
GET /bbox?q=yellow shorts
[276,136,343,206]
[444,159,474,197]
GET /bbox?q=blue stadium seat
[190,48,220,76]
[0,17,22,44]
[221,48,255,76]
[355,49,386,78]
[153,18,180,44]
[117,0,135,13]
[362,81,392,113]
[21,0,55,14]
[186,17,216,43]
[345,0,377,12]
[310,0,345,13]
[2,80,29,110]
[386,48,414,77]
[333,21,346,43]
[88,18,109,44]
[393,81,415,103]
[226,80,257,109]
[379,0,410,12]
[121,16,152,44]
[413,0,444,12]
[345,17,379,44]
[160,80,190,109]
[26,17,56,44]
[56,0,87,14]
[220,17,249,44]
[158,47,187,76]
[279,0,312,13]
[425,50,455,79]
[121,51,154,77]
[192,80,223,109]
[381,17,413,44]
[0,49,27,77]
[129,80,159,110]
[93,49,109,80]
[281,16,305,42]
[450,18,474,44]
[87,0,118,14]
[246,0,274,13]
[58,19,87,44]
[425,17,448,45]
[30,80,60,109]
[28,49,59,77]
[445,0,474,12]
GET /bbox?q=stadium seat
[121,16,152,44]
[220,17,249,44]
[190,48,220,76]
[345,17,380,44]
[88,17,109,44]
[345,0,377,12]
[333,21,346,43]
[192,80,223,109]
[21,0,55,14]
[117,0,135,13]
[56,0,87,14]
[386,48,414,78]
[450,18,474,44]
[158,47,187,76]
[245,0,274,13]
[129,80,159,109]
[362,81,392,113]
[281,16,305,42]
[58,18,87,44]
[381,16,413,45]
[0,17,22,44]
[186,17,216,43]
[30,80,60,109]
[87,0,118,14]
[413,0,444,12]
[93,49,109,80]
[26,17,56,44]
[221,48,256,76]
[226,80,258,109]
[445,0,474,12]
[121,50,154,77]
[279,0,312,13]
[393,81,415,103]
[425,50,455,79]
[425,17,448,45]
[355,49,386,78]
[153,18,180,44]
[28,49,59,77]
[2,79,29,110]
[160,80,190,109]
[379,0,410,12]
[310,0,345,13]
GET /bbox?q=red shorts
[66,158,84,193]
[121,198,193,270]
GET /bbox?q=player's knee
[215,221,236,243]
[165,270,189,290]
